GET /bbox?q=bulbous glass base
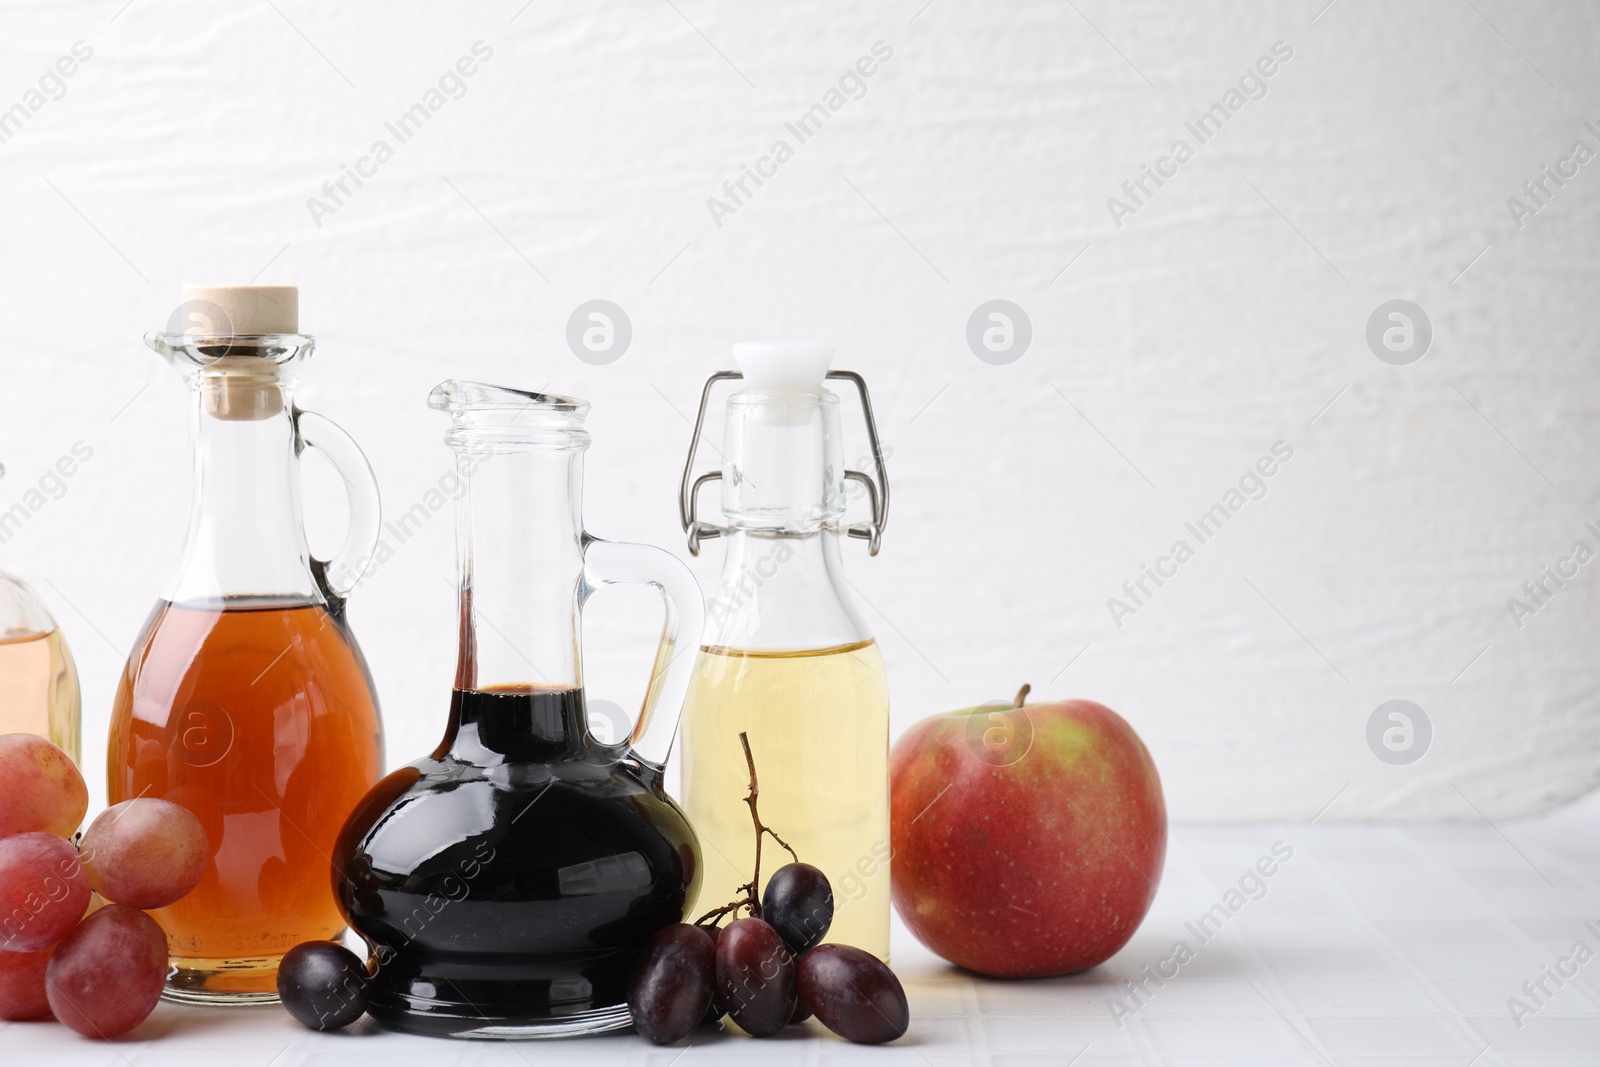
[368,998,633,1039]
[334,687,700,1039]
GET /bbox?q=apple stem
[1014,684,1032,708]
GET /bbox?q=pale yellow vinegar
[0,629,80,764]
[680,640,891,960]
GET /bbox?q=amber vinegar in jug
[108,286,384,1002]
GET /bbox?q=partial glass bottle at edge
[107,285,385,1003]
[0,541,82,764]
[677,343,892,960]
[332,381,706,1039]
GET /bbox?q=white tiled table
[8,794,1598,1065]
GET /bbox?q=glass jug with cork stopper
[677,343,893,959]
[107,285,385,1003]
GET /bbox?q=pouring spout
[429,380,592,454]
[428,379,590,418]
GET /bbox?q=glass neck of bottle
[453,445,585,693]
[167,368,316,605]
[721,389,845,536]
[706,387,870,651]
[705,527,871,652]
[440,687,588,764]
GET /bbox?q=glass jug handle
[294,409,382,617]
[580,537,706,773]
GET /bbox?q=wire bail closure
[678,370,890,557]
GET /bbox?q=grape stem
[693,731,798,928]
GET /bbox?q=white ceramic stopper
[732,341,834,394]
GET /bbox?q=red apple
[890,687,1165,978]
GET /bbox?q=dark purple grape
[798,944,909,1044]
[715,918,796,1037]
[703,924,728,1024]
[277,941,370,1030]
[627,923,715,1044]
[790,994,812,1024]
[762,862,833,954]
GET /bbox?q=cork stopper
[179,285,298,335]
[177,285,299,421]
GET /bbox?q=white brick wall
[0,0,1594,820]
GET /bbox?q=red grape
[627,923,714,1044]
[278,941,369,1031]
[45,904,168,1038]
[797,943,908,1044]
[762,862,833,953]
[0,734,87,839]
[715,917,796,1038]
[79,798,208,909]
[0,947,52,1020]
[0,832,90,951]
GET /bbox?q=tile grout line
[1215,827,1342,1065]
[1400,823,1600,1018]
[1129,830,1230,1065]
[957,966,996,1066]
[1295,826,1512,1063]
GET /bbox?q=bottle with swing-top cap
[677,342,893,959]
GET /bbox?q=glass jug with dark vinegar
[334,381,705,1038]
